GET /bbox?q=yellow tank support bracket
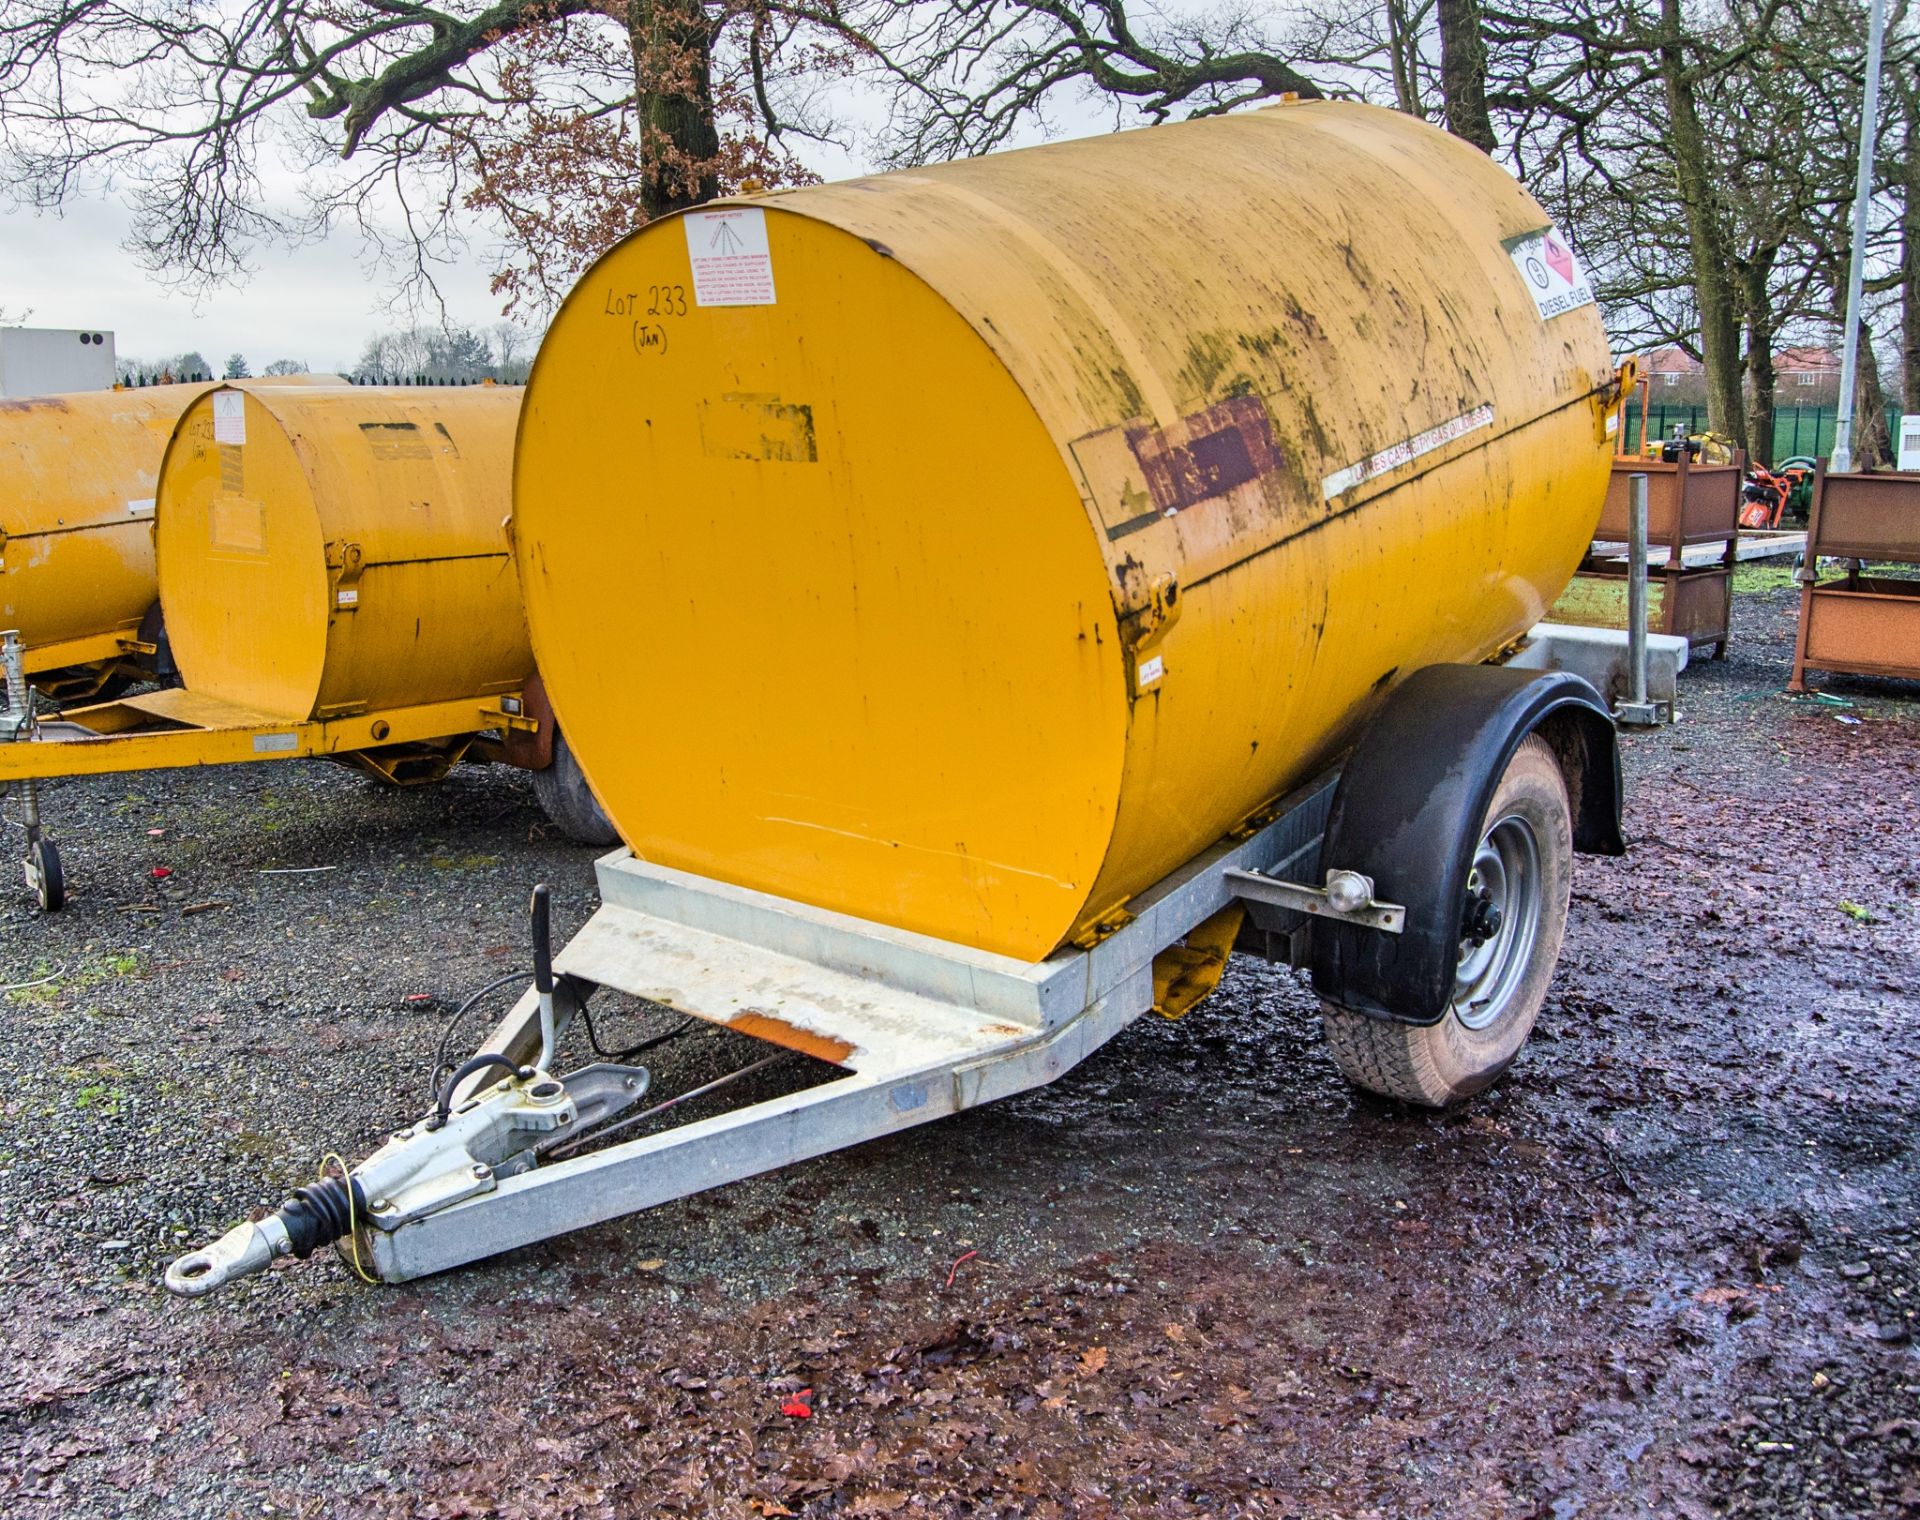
[1151,903,1246,1019]
[1599,357,1640,444]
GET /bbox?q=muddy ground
[2,570,1917,1518]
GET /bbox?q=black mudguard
[1308,664,1624,1026]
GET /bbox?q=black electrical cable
[428,968,533,1099]
[613,1019,700,1061]
[573,996,699,1063]
[428,970,698,1102]
[427,1052,525,1130]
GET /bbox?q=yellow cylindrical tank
[156,385,530,721]
[1,383,211,682]
[515,100,1618,961]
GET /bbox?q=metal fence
[1622,403,1907,462]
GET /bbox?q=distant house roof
[1641,345,1703,374]
[1775,346,1840,373]
[1638,344,1841,377]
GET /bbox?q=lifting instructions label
[685,208,776,307]
[212,390,246,445]
[1504,225,1595,320]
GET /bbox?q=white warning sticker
[252,732,297,754]
[1136,653,1165,691]
[212,390,247,445]
[1322,404,1496,502]
[126,497,155,517]
[684,208,775,307]
[1504,225,1595,320]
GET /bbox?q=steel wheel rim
[1452,812,1541,1031]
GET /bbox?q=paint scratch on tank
[759,816,1079,891]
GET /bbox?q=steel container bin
[156,385,530,721]
[514,99,1618,960]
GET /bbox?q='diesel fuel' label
[1503,226,1596,320]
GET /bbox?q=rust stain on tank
[728,1009,856,1065]
[1129,395,1284,515]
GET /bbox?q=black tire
[30,837,65,913]
[1322,734,1572,1107]
[531,727,619,847]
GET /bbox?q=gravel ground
[2,567,1917,1518]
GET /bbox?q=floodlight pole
[1832,0,1887,476]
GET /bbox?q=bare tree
[1469,0,1781,448]
[487,321,540,382]
[358,327,435,380]
[117,351,213,384]
[0,2,849,314]
[1436,0,1495,150]
[1852,317,1897,465]
[818,0,1330,166]
[1480,0,1920,457]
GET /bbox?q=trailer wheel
[532,726,619,847]
[28,838,65,913]
[1322,735,1572,1107]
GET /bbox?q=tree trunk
[1385,0,1422,116]
[1852,319,1894,470]
[1659,0,1747,451]
[1745,314,1776,469]
[1902,84,1920,410]
[630,0,721,220]
[1740,254,1777,467]
[1437,0,1496,153]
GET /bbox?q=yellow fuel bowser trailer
[0,382,211,700]
[0,375,346,702]
[1,383,610,910]
[171,102,1637,1297]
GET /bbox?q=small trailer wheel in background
[27,836,65,913]
[1322,735,1573,1107]
[531,727,620,847]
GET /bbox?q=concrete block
[1509,622,1690,712]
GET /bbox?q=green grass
[5,950,142,1005]
[429,850,502,871]
[1734,563,1802,593]
[5,958,64,1004]
[73,1082,128,1115]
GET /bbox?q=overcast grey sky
[0,192,506,372]
[0,41,1160,376]
[0,133,877,374]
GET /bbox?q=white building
[0,326,117,397]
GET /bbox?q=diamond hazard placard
[684,208,776,307]
[1503,225,1595,321]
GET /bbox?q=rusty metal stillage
[1789,466,1920,690]
[1550,453,1743,658]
